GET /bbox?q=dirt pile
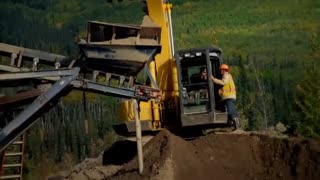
[107,130,320,180]
[56,130,320,180]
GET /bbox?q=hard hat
[220,64,229,71]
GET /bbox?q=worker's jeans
[224,98,238,120]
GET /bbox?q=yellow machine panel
[117,0,179,132]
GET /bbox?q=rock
[68,172,89,180]
[83,169,105,180]
[275,122,287,133]
[95,165,121,177]
[47,171,70,180]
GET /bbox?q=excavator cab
[175,47,228,128]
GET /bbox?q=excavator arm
[115,0,181,134]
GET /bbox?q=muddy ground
[51,130,320,180]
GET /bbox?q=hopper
[78,19,161,76]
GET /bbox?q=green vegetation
[172,0,320,132]
[289,65,320,137]
[0,0,319,179]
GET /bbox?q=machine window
[180,57,210,114]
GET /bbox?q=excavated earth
[53,130,320,180]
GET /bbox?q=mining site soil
[56,130,320,180]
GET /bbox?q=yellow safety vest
[220,74,236,99]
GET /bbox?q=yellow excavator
[0,0,231,152]
[0,0,232,176]
[113,0,230,135]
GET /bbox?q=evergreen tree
[289,65,320,137]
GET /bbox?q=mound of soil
[59,130,320,180]
[106,130,320,180]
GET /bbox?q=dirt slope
[57,130,320,180]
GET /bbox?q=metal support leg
[134,99,143,174]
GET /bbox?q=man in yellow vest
[211,64,240,129]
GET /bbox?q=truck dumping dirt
[58,130,320,180]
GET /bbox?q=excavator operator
[190,67,208,83]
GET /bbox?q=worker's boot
[233,118,240,129]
